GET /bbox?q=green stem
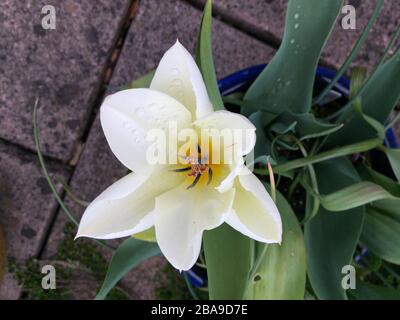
[313,0,384,105]
[33,98,115,252]
[254,138,381,175]
[326,22,400,121]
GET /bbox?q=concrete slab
[0,141,70,299]
[0,0,131,162]
[189,0,400,70]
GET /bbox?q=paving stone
[189,0,400,70]
[109,0,276,87]
[0,141,70,299]
[42,0,276,299]
[0,0,131,162]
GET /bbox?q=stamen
[187,174,201,189]
[207,167,213,185]
[171,166,191,172]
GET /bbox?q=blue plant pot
[185,65,399,288]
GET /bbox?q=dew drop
[290,39,295,44]
[294,23,299,29]
[253,274,262,282]
[294,13,300,20]
[285,81,291,86]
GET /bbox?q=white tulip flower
[76,40,282,271]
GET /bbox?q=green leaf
[356,165,400,197]
[196,0,224,110]
[349,67,386,140]
[249,111,272,158]
[245,191,306,300]
[350,280,400,300]
[203,224,252,299]
[327,48,400,146]
[379,146,400,182]
[96,238,161,300]
[243,0,343,114]
[128,70,155,89]
[319,182,397,212]
[272,112,343,141]
[361,199,400,265]
[305,158,365,299]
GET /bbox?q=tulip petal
[226,173,282,243]
[194,110,256,158]
[101,88,192,173]
[154,184,235,271]
[76,170,185,239]
[150,40,213,120]
[216,159,247,193]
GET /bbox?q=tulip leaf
[96,237,161,300]
[379,147,400,182]
[272,112,343,141]
[203,224,253,300]
[357,165,400,197]
[243,0,343,114]
[245,190,306,300]
[361,199,400,265]
[319,182,397,212]
[327,48,400,147]
[305,158,365,300]
[350,280,400,300]
[196,0,224,110]
[129,70,155,89]
[249,111,272,159]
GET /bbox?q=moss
[10,222,128,300]
[9,258,70,300]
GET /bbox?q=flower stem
[254,138,381,175]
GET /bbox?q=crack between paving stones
[183,0,339,70]
[35,0,140,262]
[183,0,282,49]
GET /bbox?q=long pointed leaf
[245,190,306,299]
[203,224,252,299]
[196,0,224,110]
[319,182,397,212]
[305,158,365,300]
[96,238,160,300]
[361,199,400,265]
[244,0,343,114]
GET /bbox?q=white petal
[216,159,247,193]
[226,173,282,243]
[150,40,213,120]
[154,184,235,271]
[194,110,256,158]
[76,169,185,239]
[101,88,192,173]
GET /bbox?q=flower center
[172,144,213,189]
